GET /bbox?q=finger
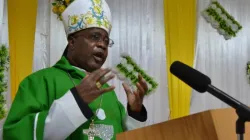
[138,74,143,81]
[90,68,105,76]
[136,83,145,97]
[138,74,148,92]
[98,86,115,94]
[92,68,112,81]
[99,73,115,85]
[81,74,89,82]
[134,90,141,101]
[122,83,132,97]
[87,68,105,79]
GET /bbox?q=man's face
[68,28,111,72]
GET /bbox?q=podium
[117,108,250,140]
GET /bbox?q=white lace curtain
[191,0,250,114]
[33,0,169,126]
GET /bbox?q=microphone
[170,61,246,109]
[170,61,211,93]
[170,61,250,140]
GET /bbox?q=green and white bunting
[113,53,158,95]
[202,1,242,40]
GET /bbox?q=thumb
[84,72,90,78]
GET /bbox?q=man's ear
[67,36,75,50]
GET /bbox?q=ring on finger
[96,82,102,89]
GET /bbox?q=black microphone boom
[170,61,250,140]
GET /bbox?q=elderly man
[3,0,148,140]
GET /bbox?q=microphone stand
[207,85,250,140]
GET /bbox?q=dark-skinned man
[3,0,148,139]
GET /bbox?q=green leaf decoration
[115,54,158,95]
[202,1,242,40]
[0,44,10,120]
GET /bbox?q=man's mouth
[93,52,104,62]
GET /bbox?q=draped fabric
[0,0,8,46]
[33,0,169,126]
[8,0,37,100]
[191,0,250,114]
[0,0,10,137]
[164,0,197,119]
[33,0,67,71]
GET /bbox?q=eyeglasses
[72,32,114,48]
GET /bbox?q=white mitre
[52,0,112,36]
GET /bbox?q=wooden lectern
[117,108,250,140]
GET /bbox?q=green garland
[114,54,158,95]
[202,1,242,40]
[247,62,250,84]
[0,44,9,120]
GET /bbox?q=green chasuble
[3,56,127,140]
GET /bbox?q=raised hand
[123,74,148,112]
[75,68,115,104]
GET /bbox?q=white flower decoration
[121,58,127,65]
[211,4,217,9]
[231,24,238,32]
[133,71,139,77]
[221,14,227,20]
[202,11,209,19]
[226,19,233,26]
[215,8,222,14]
[224,34,232,40]
[206,16,212,22]
[127,64,134,72]
[218,29,226,35]
[212,21,219,28]
[210,16,216,23]
[202,1,242,40]
[120,52,130,58]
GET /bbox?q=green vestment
[3,56,127,140]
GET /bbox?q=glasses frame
[70,33,114,48]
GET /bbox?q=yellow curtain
[164,0,197,119]
[8,0,37,100]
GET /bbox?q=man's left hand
[122,74,148,112]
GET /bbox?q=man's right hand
[75,68,115,104]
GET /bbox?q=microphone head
[170,61,211,93]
